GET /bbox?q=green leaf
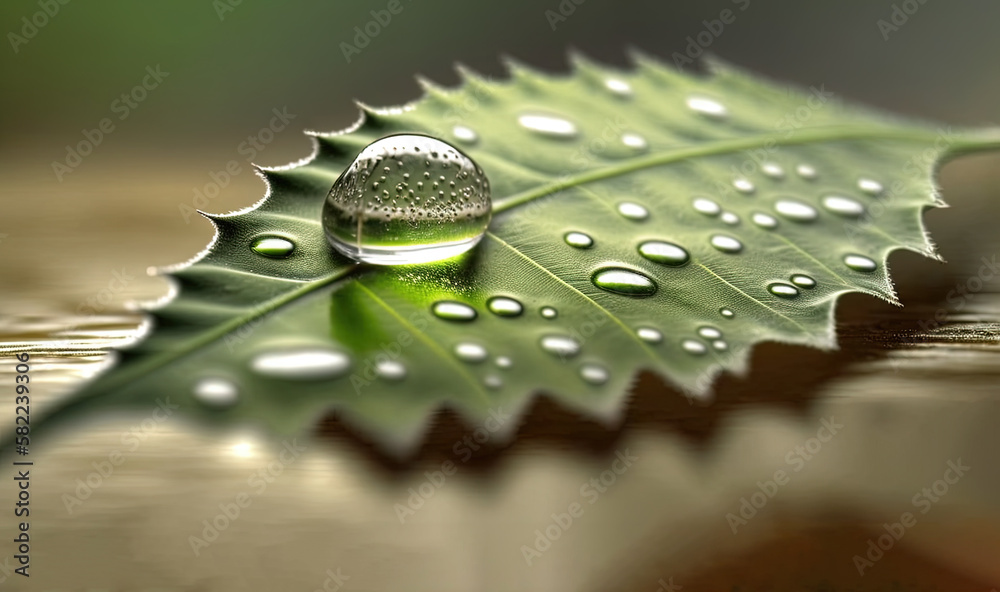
[17,54,1000,453]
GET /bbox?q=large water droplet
[844,254,877,272]
[322,134,491,265]
[580,363,609,385]
[592,267,658,296]
[452,125,478,144]
[636,327,663,343]
[540,306,558,319]
[686,96,728,118]
[432,301,477,322]
[822,195,866,217]
[604,78,632,96]
[518,113,577,137]
[252,236,295,258]
[454,342,488,362]
[487,296,523,317]
[617,202,649,221]
[693,197,721,216]
[857,178,884,195]
[681,339,707,355]
[376,360,407,380]
[710,234,743,254]
[564,231,594,249]
[774,199,818,222]
[622,133,648,150]
[638,240,689,266]
[540,335,581,358]
[720,307,735,319]
[751,212,778,229]
[250,348,351,380]
[768,283,800,298]
[193,377,239,407]
[790,274,817,289]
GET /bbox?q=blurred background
[1,1,999,590]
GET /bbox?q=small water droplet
[858,178,884,195]
[712,340,729,351]
[636,327,663,343]
[432,301,477,322]
[697,326,722,339]
[487,296,523,317]
[592,267,658,296]
[564,231,594,249]
[762,162,785,178]
[251,236,295,258]
[622,133,647,150]
[796,164,818,180]
[720,307,735,319]
[732,178,755,194]
[376,359,407,380]
[775,199,818,222]
[710,234,743,254]
[250,348,351,380]
[604,78,632,96]
[193,377,239,407]
[768,283,800,298]
[322,134,491,265]
[617,202,649,221]
[790,274,817,289]
[540,335,581,358]
[720,211,740,225]
[540,306,558,319]
[518,113,577,137]
[751,212,779,229]
[452,125,478,144]
[496,356,513,369]
[687,96,728,118]
[844,254,877,272]
[580,363,609,385]
[822,195,866,217]
[693,197,721,216]
[454,342,488,362]
[638,241,689,266]
[483,375,503,389]
[681,339,707,355]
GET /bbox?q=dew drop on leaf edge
[322,134,491,265]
